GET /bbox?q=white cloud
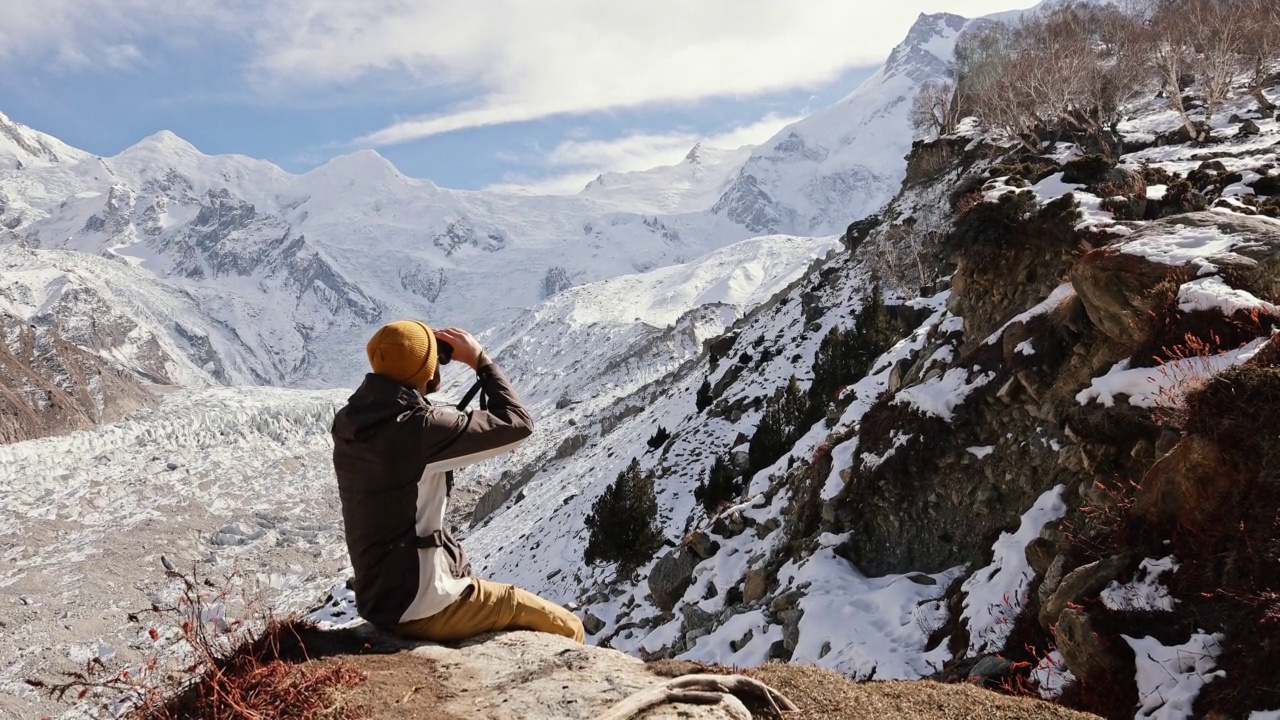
[1,0,1042,137]
[547,113,802,172]
[486,112,802,195]
[255,0,1042,144]
[0,0,222,70]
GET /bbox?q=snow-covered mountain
[0,112,90,171]
[579,143,755,215]
[710,13,976,236]
[0,11,970,400]
[0,111,754,390]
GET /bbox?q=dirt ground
[171,626,1103,720]
[649,659,1102,720]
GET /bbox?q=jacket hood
[332,373,426,442]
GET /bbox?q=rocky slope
[420,76,1280,719]
[0,244,278,442]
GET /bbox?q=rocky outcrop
[649,548,699,611]
[411,631,752,719]
[1070,211,1280,345]
[0,312,156,443]
[288,627,1099,720]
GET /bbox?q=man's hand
[434,327,485,370]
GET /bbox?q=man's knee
[564,612,586,644]
[506,585,586,644]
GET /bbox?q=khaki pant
[395,578,585,644]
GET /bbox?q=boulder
[1239,119,1262,136]
[1037,554,1068,607]
[742,568,769,604]
[1062,154,1116,186]
[1052,609,1125,688]
[1248,173,1280,197]
[1039,553,1131,630]
[968,655,1013,686]
[685,531,720,560]
[1134,434,1242,531]
[769,589,804,615]
[410,631,751,718]
[680,603,715,636]
[1070,248,1178,344]
[1070,212,1280,344]
[1093,167,1147,199]
[1024,537,1056,576]
[648,548,699,612]
[582,611,606,636]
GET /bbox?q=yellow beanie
[366,320,438,389]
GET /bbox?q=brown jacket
[331,355,533,630]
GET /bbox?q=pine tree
[694,453,740,516]
[809,326,848,409]
[748,376,810,475]
[647,426,671,450]
[807,282,897,414]
[584,458,664,573]
[848,283,895,379]
[696,378,713,412]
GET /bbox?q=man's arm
[416,353,534,473]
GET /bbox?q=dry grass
[26,564,371,720]
[150,620,370,720]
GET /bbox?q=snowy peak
[885,13,969,78]
[312,149,399,178]
[129,129,198,154]
[579,143,752,215]
[708,11,982,237]
[112,129,205,172]
[105,128,291,202]
[302,148,436,195]
[0,111,91,169]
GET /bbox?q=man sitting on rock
[331,320,584,644]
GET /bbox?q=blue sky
[0,0,1038,193]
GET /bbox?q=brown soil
[274,624,461,720]
[311,652,460,720]
[648,660,1101,720]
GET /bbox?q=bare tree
[965,3,1145,156]
[1240,0,1280,112]
[952,23,1015,120]
[1078,4,1149,151]
[1184,0,1248,121]
[1142,0,1200,139]
[910,80,960,138]
[954,22,1049,153]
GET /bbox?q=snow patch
[777,533,965,679]
[962,486,1068,654]
[1101,556,1179,613]
[983,284,1077,345]
[1076,337,1271,408]
[967,445,995,459]
[1030,650,1076,699]
[1177,276,1278,317]
[1119,219,1258,276]
[896,367,997,421]
[1124,632,1225,720]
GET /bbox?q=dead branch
[599,674,800,720]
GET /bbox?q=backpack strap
[415,530,447,549]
